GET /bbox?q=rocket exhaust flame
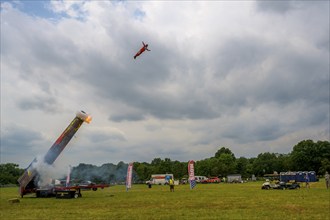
[85,115,92,124]
[76,111,92,123]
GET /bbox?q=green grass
[1,180,329,220]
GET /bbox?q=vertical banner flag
[126,162,133,191]
[66,165,71,187]
[188,160,196,189]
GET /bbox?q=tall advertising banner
[188,160,196,189]
[126,162,133,191]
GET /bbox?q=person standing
[305,172,310,188]
[325,171,329,189]
[169,177,175,192]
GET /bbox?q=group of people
[150,172,330,191]
[304,171,329,189]
[171,172,330,191]
[169,172,330,191]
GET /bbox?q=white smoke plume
[31,156,68,187]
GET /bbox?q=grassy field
[1,180,329,220]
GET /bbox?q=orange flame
[85,115,92,124]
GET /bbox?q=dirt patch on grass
[283,204,304,214]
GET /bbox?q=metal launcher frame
[17,111,92,197]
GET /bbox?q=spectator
[304,172,310,188]
[325,171,329,189]
[169,177,175,192]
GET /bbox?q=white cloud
[1,1,329,168]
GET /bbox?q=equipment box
[55,190,77,199]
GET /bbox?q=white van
[146,174,174,185]
[194,176,208,183]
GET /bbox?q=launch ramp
[18,111,92,197]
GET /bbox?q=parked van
[194,176,208,183]
[146,174,174,185]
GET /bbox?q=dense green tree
[195,159,211,176]
[160,158,172,174]
[195,157,220,177]
[245,158,255,177]
[275,154,291,172]
[319,158,330,174]
[218,153,236,177]
[252,153,279,176]
[290,140,330,173]
[151,158,162,166]
[3,139,328,185]
[317,141,330,173]
[215,147,235,158]
[208,157,220,176]
[236,157,249,178]
[150,158,163,174]
[172,160,187,179]
[134,162,152,180]
[0,163,24,185]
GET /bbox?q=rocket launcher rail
[18,111,92,197]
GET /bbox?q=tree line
[1,139,329,185]
[134,140,330,181]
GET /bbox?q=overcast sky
[1,0,329,169]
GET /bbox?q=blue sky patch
[1,0,65,19]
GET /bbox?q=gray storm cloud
[1,1,328,167]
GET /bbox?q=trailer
[227,174,242,183]
[35,184,110,199]
[280,171,317,182]
[55,189,79,199]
